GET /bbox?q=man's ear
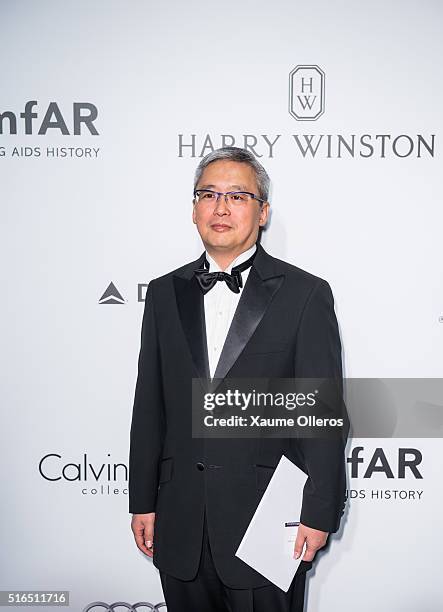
[259,202,270,226]
[192,201,197,224]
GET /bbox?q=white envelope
[235,454,308,592]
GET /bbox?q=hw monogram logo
[288,65,325,121]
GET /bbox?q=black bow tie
[194,250,256,295]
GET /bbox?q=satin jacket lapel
[174,254,210,381]
[213,245,285,381]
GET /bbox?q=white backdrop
[1,1,442,610]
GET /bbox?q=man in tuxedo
[129,146,347,611]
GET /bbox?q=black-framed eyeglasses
[193,189,265,206]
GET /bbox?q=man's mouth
[210,224,231,231]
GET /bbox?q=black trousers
[159,507,311,612]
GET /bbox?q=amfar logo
[289,65,325,121]
[347,447,423,479]
[99,282,125,305]
[0,100,99,135]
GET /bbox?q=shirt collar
[206,243,257,274]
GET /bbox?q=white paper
[235,454,308,592]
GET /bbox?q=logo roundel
[83,602,167,611]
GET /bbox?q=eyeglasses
[193,189,265,206]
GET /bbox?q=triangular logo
[98,281,125,304]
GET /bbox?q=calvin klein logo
[289,65,325,121]
[99,282,125,304]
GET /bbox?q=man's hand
[131,512,155,558]
[294,523,328,561]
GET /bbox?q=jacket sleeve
[128,280,166,514]
[291,279,349,533]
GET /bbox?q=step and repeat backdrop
[1,1,442,611]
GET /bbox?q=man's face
[192,160,269,255]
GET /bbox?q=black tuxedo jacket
[129,244,348,588]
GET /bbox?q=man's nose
[213,193,230,215]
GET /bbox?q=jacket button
[196,462,205,471]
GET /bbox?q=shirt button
[196,462,205,471]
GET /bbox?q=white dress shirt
[204,244,257,378]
